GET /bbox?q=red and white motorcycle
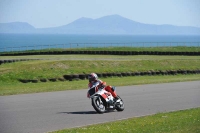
[87,84,125,113]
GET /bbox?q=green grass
[0,54,200,95]
[68,46,200,52]
[0,55,200,82]
[1,75,200,96]
[1,46,200,54]
[1,54,200,60]
[51,108,200,133]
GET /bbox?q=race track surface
[0,81,200,133]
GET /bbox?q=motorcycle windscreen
[88,87,96,96]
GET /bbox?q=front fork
[91,96,103,105]
[98,96,103,104]
[92,96,112,109]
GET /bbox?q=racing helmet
[88,73,98,82]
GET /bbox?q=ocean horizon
[0,34,200,52]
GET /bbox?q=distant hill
[1,15,200,35]
[0,22,35,33]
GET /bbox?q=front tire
[92,96,106,113]
[115,95,125,111]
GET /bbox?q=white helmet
[88,73,98,82]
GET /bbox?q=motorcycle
[87,83,125,114]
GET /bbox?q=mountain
[1,15,200,35]
[0,22,35,33]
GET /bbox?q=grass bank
[0,55,200,82]
[1,75,200,96]
[1,54,200,60]
[0,55,200,95]
[51,107,200,133]
[67,46,200,52]
[1,46,200,54]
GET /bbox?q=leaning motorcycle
[87,85,125,114]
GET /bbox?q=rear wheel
[115,95,125,111]
[92,96,106,113]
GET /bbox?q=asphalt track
[0,81,200,133]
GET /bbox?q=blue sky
[0,0,200,28]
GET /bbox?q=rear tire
[92,96,106,114]
[115,95,125,111]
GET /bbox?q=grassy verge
[0,55,200,95]
[1,46,200,54]
[1,74,200,96]
[0,55,200,82]
[1,55,200,60]
[66,46,200,52]
[51,108,200,133]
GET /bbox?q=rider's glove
[98,85,105,90]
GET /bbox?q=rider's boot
[113,96,119,103]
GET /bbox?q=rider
[87,73,119,102]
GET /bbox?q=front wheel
[115,95,125,111]
[92,96,106,113]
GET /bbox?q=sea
[0,34,200,52]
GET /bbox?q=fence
[0,42,200,53]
